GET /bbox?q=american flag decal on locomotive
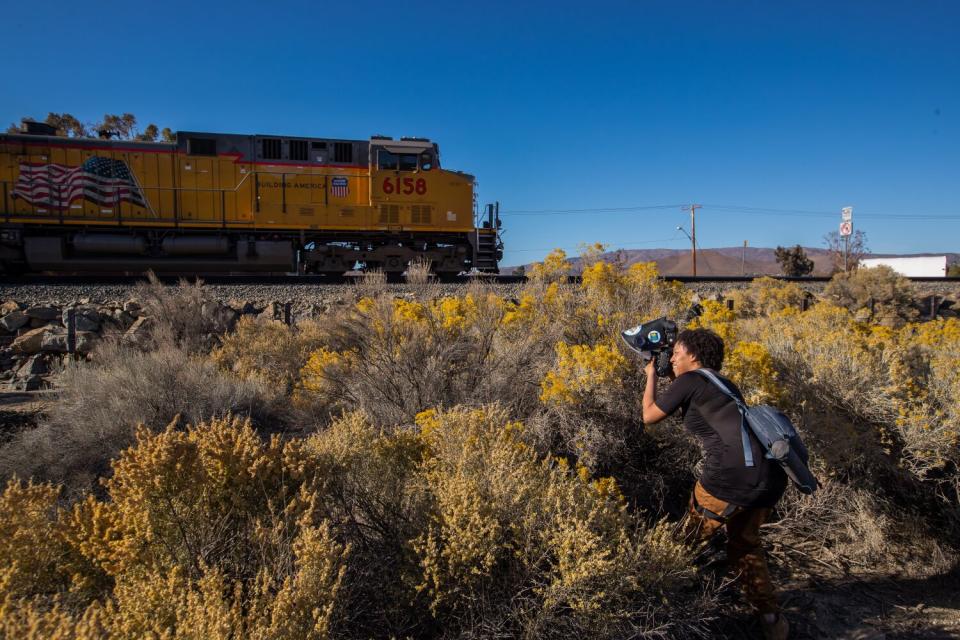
[13,157,147,210]
[331,176,349,198]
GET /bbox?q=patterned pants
[681,481,780,615]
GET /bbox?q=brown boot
[760,612,789,640]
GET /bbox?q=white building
[860,256,947,277]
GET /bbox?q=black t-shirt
[655,369,787,508]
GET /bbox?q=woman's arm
[642,359,668,424]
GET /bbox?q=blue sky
[2,0,958,266]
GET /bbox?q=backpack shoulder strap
[692,368,747,410]
[692,369,755,468]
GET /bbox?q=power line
[498,202,960,220]
[691,204,960,221]
[500,204,684,216]
[506,233,683,253]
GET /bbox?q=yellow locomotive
[0,121,502,277]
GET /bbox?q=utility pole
[741,240,747,276]
[688,204,701,276]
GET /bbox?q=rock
[41,331,70,353]
[11,327,52,354]
[259,302,282,321]
[29,317,59,329]
[124,300,142,317]
[227,298,257,315]
[25,305,60,321]
[16,354,47,377]
[123,316,154,344]
[14,375,44,391]
[0,310,29,333]
[62,306,101,332]
[1,300,21,315]
[39,330,94,354]
[76,331,98,354]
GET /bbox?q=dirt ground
[0,390,47,443]
[713,544,960,639]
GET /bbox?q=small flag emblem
[331,177,349,198]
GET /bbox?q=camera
[621,317,678,377]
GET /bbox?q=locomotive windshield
[377,147,434,171]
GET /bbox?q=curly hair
[676,328,724,370]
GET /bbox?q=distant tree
[824,229,869,273]
[774,245,815,277]
[512,265,525,277]
[7,112,176,142]
[6,113,87,136]
[94,113,138,139]
[44,112,87,137]
[137,123,160,142]
[948,262,960,277]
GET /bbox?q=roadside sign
[840,221,852,236]
[841,206,853,222]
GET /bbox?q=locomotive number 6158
[382,176,427,195]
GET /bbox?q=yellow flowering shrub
[0,479,73,601]
[576,259,690,347]
[540,342,629,406]
[890,318,960,499]
[0,416,354,639]
[757,303,896,423]
[727,277,808,318]
[529,248,571,284]
[724,340,784,405]
[822,265,918,326]
[212,316,328,393]
[691,299,737,343]
[412,406,694,636]
[298,347,356,405]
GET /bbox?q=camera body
[621,317,678,376]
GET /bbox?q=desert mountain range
[505,247,959,277]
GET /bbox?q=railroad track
[2,274,958,286]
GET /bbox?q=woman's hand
[644,358,656,378]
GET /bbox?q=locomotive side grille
[188,137,217,156]
[261,138,282,160]
[334,142,353,163]
[289,140,308,161]
[379,204,400,224]
[411,205,432,225]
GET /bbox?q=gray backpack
[694,369,819,495]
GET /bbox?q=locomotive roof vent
[371,134,393,140]
[400,136,430,142]
[20,120,58,136]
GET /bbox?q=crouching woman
[642,328,789,640]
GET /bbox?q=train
[0,121,502,278]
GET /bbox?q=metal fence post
[66,308,76,355]
[284,302,292,326]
